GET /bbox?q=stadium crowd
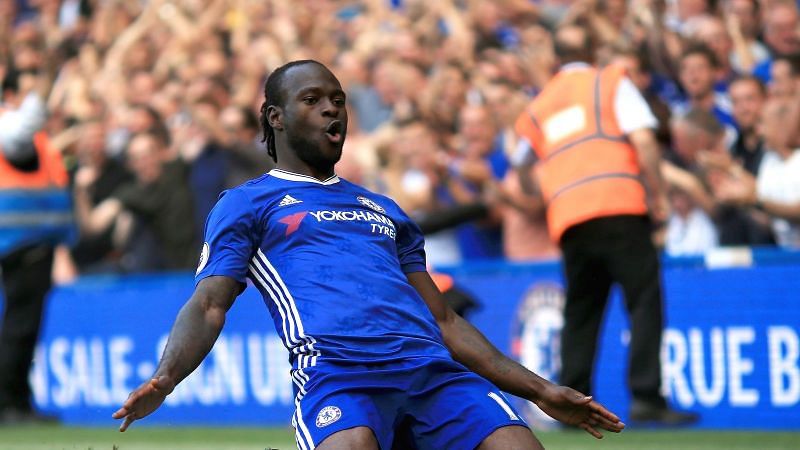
[2,0,800,278]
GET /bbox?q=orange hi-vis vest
[0,132,68,189]
[430,271,454,293]
[514,64,648,242]
[0,132,74,257]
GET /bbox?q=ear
[268,105,283,131]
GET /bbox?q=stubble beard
[287,131,342,173]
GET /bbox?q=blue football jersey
[195,169,451,371]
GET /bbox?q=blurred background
[3,0,800,274]
[1,0,799,447]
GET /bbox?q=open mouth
[325,120,343,144]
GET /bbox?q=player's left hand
[535,384,625,439]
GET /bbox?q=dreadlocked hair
[259,60,325,163]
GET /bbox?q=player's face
[282,64,348,172]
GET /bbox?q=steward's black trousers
[0,244,54,411]
[559,215,665,405]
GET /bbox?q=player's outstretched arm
[407,271,625,439]
[112,276,241,432]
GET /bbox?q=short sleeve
[393,203,427,273]
[195,188,258,286]
[510,138,539,167]
[614,77,658,134]
[0,92,46,162]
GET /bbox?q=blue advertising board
[13,249,800,429]
[447,252,800,430]
[29,274,295,426]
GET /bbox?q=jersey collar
[269,169,340,185]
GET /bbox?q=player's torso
[262,181,400,263]
[243,171,449,368]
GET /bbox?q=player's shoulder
[236,171,282,190]
[212,173,289,215]
[228,172,290,199]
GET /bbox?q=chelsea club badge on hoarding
[510,282,565,428]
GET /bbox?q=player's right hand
[112,375,175,432]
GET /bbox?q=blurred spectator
[665,187,718,256]
[686,15,736,85]
[479,74,558,262]
[662,107,772,246]
[716,99,800,248]
[470,1,508,52]
[347,59,401,133]
[753,1,800,83]
[419,63,469,135]
[455,103,508,182]
[68,119,134,272]
[377,120,463,265]
[768,54,800,99]
[668,0,712,33]
[497,168,559,261]
[723,0,770,73]
[673,44,736,143]
[667,107,726,170]
[74,132,197,271]
[218,105,275,188]
[728,75,767,174]
[479,78,530,156]
[179,98,228,239]
[712,75,777,245]
[441,103,507,261]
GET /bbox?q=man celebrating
[113,60,624,449]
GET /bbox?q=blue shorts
[290,357,528,449]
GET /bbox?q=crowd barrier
[13,247,800,429]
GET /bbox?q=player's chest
[262,190,399,244]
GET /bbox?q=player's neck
[275,144,337,181]
[276,159,335,182]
